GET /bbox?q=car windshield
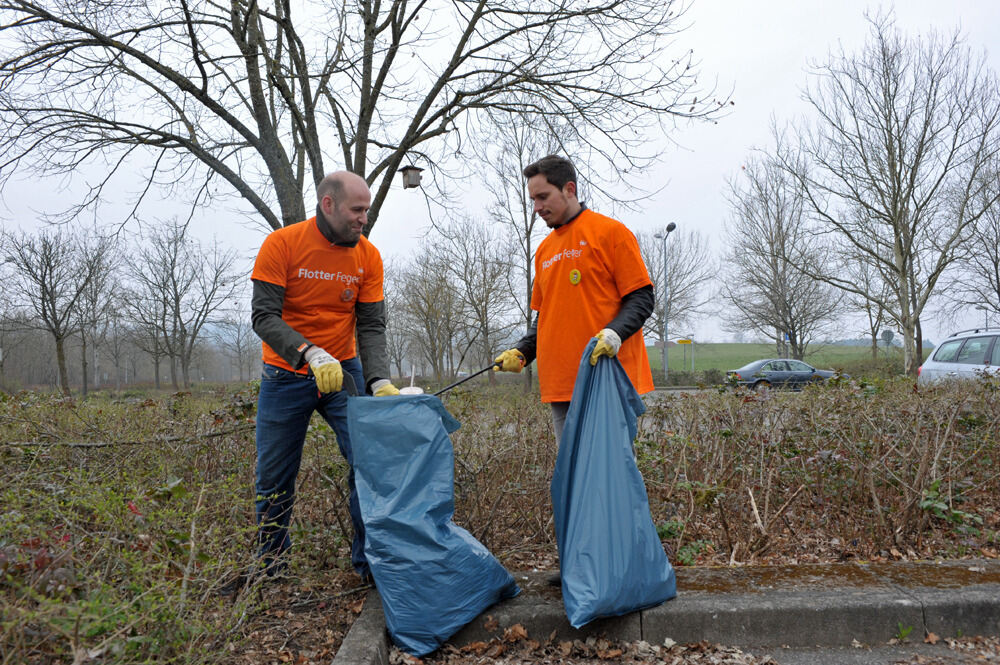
[992,338,1000,366]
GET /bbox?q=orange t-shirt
[251,218,384,373]
[531,209,654,402]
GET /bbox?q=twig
[290,584,373,609]
[178,485,207,615]
[3,423,255,448]
[747,488,765,534]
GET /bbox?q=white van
[917,328,1000,384]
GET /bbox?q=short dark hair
[523,154,576,189]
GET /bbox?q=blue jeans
[255,358,368,577]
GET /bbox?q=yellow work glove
[371,379,400,396]
[304,346,343,393]
[590,328,622,365]
[493,348,526,373]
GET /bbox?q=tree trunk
[915,318,924,367]
[901,321,918,376]
[55,336,71,396]
[80,335,89,398]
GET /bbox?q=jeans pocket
[262,364,298,382]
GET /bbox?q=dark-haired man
[494,155,655,583]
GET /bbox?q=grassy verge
[2,375,998,662]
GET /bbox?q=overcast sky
[623,0,1000,341]
[368,0,1000,342]
[4,1,999,343]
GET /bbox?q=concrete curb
[332,589,388,665]
[330,561,1000,664]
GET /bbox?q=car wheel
[754,380,771,393]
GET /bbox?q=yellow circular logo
[569,269,581,285]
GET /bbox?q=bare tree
[784,15,1000,374]
[214,312,258,382]
[127,297,170,390]
[2,228,100,394]
[100,309,132,391]
[843,255,894,360]
[382,260,409,381]
[438,219,519,375]
[396,244,464,381]
[0,0,726,235]
[73,231,118,396]
[125,222,242,388]
[638,227,716,341]
[721,153,841,360]
[944,170,1000,326]
[0,262,30,391]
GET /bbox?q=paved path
[333,560,1000,665]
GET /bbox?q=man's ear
[320,194,334,215]
[564,181,578,198]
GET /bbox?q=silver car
[917,328,1000,384]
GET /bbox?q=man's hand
[305,346,343,393]
[493,349,526,373]
[371,379,400,396]
[590,328,622,365]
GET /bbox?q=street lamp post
[653,222,676,383]
[975,305,989,329]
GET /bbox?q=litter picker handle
[342,372,360,397]
[433,363,496,397]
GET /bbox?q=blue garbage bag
[349,394,520,656]
[551,339,677,628]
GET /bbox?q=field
[646,341,924,373]
[2,374,998,663]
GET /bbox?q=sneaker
[360,571,375,587]
[546,571,561,587]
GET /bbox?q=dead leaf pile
[391,628,780,665]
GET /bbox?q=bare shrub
[640,378,1000,563]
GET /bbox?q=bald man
[248,171,398,586]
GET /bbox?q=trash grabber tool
[433,363,497,397]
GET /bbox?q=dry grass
[1,375,998,663]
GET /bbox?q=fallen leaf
[598,647,623,659]
[483,615,499,632]
[348,598,364,615]
[460,641,489,654]
[559,641,574,656]
[925,632,940,645]
[503,623,528,642]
